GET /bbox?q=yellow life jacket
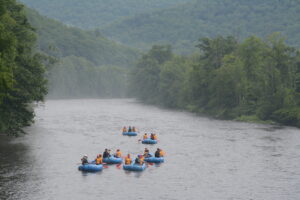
[116,151,122,158]
[96,157,102,165]
[153,135,158,140]
[140,156,144,164]
[143,134,148,139]
[125,157,131,165]
[159,150,165,157]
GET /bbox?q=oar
[116,163,122,169]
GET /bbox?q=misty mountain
[20,0,192,29]
[100,0,300,53]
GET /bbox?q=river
[0,99,299,200]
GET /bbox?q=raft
[144,156,164,163]
[78,164,103,172]
[122,132,137,136]
[142,138,157,144]
[123,163,146,171]
[103,156,123,164]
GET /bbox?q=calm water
[0,99,300,200]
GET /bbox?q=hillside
[20,0,192,29]
[25,8,140,98]
[26,8,140,67]
[100,0,300,53]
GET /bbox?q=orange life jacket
[115,151,122,158]
[125,157,131,165]
[96,157,102,165]
[153,135,158,140]
[122,127,127,132]
[143,134,148,139]
[159,150,165,157]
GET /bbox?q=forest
[0,0,47,135]
[129,35,300,127]
[101,0,300,54]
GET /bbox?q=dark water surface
[1,99,299,200]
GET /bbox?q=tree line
[0,0,47,135]
[130,34,300,127]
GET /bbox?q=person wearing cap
[124,154,132,165]
[96,154,103,165]
[114,149,122,158]
[134,155,144,165]
[81,155,88,165]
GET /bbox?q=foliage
[0,0,47,135]
[130,35,300,127]
[100,0,300,54]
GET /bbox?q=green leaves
[130,35,300,127]
[0,0,47,135]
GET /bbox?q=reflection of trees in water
[0,136,30,199]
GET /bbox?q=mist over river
[0,99,299,200]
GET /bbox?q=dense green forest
[101,0,300,54]
[25,8,140,98]
[0,0,47,135]
[130,34,300,127]
[20,0,192,29]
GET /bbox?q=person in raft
[103,149,111,158]
[155,148,165,157]
[143,148,151,158]
[124,154,132,165]
[114,149,122,158]
[96,154,103,165]
[122,126,127,133]
[132,126,137,132]
[143,133,148,140]
[81,155,88,165]
[128,126,132,132]
[135,155,144,165]
[150,133,158,140]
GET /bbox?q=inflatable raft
[142,138,157,144]
[123,163,146,171]
[103,156,122,164]
[78,164,103,172]
[122,131,138,136]
[144,156,164,163]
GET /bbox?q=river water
[0,99,299,200]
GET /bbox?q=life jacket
[132,127,136,132]
[122,127,127,132]
[159,150,165,157]
[153,135,158,140]
[96,157,102,165]
[139,156,144,164]
[150,135,155,140]
[143,134,148,140]
[115,151,122,158]
[125,157,131,165]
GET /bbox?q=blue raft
[78,164,103,172]
[103,156,123,164]
[144,156,164,163]
[123,163,146,171]
[122,132,137,136]
[142,138,157,144]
